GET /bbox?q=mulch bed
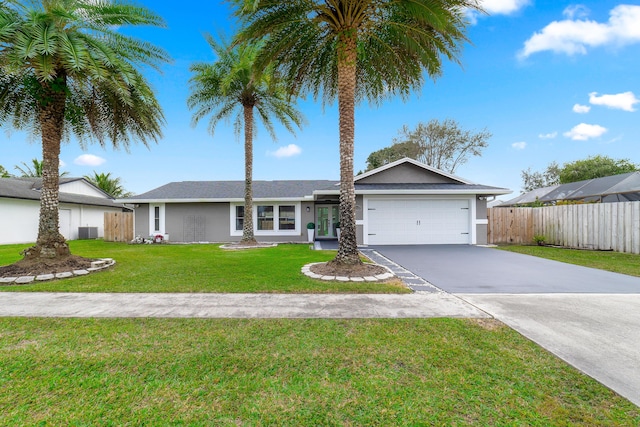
[0,255,95,278]
[310,262,388,278]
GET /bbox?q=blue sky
[3,1,640,199]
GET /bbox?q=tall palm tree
[188,34,304,244]
[236,0,481,265]
[0,0,169,260]
[0,165,10,178]
[84,171,132,198]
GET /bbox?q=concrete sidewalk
[0,292,489,319]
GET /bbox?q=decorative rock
[335,276,350,282]
[36,274,55,281]
[363,276,378,282]
[15,276,35,284]
[73,270,89,276]
[349,277,365,282]
[307,273,323,279]
[91,260,106,269]
[0,277,17,284]
[320,276,335,281]
[55,272,73,279]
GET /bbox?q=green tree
[84,171,132,199]
[521,156,639,192]
[237,0,480,265]
[188,34,304,244]
[365,119,490,172]
[364,141,422,172]
[559,155,638,184]
[14,158,68,177]
[0,0,169,260]
[521,162,560,192]
[0,165,11,177]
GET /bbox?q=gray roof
[352,183,509,192]
[0,177,126,209]
[499,172,640,206]
[123,180,340,201]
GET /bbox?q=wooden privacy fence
[104,212,133,242]
[488,202,640,254]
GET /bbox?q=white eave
[313,188,512,196]
[116,197,310,204]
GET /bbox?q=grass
[497,245,640,277]
[0,240,409,293]
[0,317,638,425]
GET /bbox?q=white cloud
[511,141,527,150]
[467,0,529,23]
[519,5,640,59]
[589,91,639,112]
[538,131,558,139]
[74,154,106,166]
[563,5,590,20]
[267,144,302,158]
[59,160,67,167]
[479,0,530,15]
[563,123,607,141]
[572,103,591,113]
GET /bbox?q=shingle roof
[353,183,509,192]
[123,180,340,201]
[0,177,126,208]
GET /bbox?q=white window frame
[149,203,166,236]
[230,202,301,236]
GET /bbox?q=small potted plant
[306,222,315,242]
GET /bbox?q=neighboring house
[120,158,510,245]
[499,171,640,206]
[0,177,129,244]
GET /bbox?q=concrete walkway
[459,293,640,407]
[0,292,489,319]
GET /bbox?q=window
[235,206,244,231]
[154,206,160,231]
[257,205,274,230]
[279,205,295,230]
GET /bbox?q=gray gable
[0,177,125,209]
[356,162,462,184]
[125,180,339,201]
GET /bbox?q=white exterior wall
[0,197,121,244]
[59,180,106,198]
[0,198,40,244]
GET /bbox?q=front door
[316,205,339,238]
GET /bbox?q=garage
[366,198,471,245]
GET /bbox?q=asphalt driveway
[371,244,640,406]
[371,244,640,294]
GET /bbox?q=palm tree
[188,34,304,244]
[0,165,10,178]
[236,0,480,265]
[14,158,68,177]
[84,171,132,198]
[0,0,169,260]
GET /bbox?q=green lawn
[497,245,640,277]
[1,317,637,425]
[0,240,409,293]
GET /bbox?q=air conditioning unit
[78,227,98,239]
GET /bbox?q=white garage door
[367,198,470,245]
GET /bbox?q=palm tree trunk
[24,76,70,259]
[333,31,361,265]
[241,104,257,244]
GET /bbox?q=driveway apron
[372,245,640,406]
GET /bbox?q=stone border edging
[301,262,395,282]
[0,258,116,285]
[219,243,278,250]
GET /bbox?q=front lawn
[0,240,409,293]
[497,245,640,277]
[1,317,637,425]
